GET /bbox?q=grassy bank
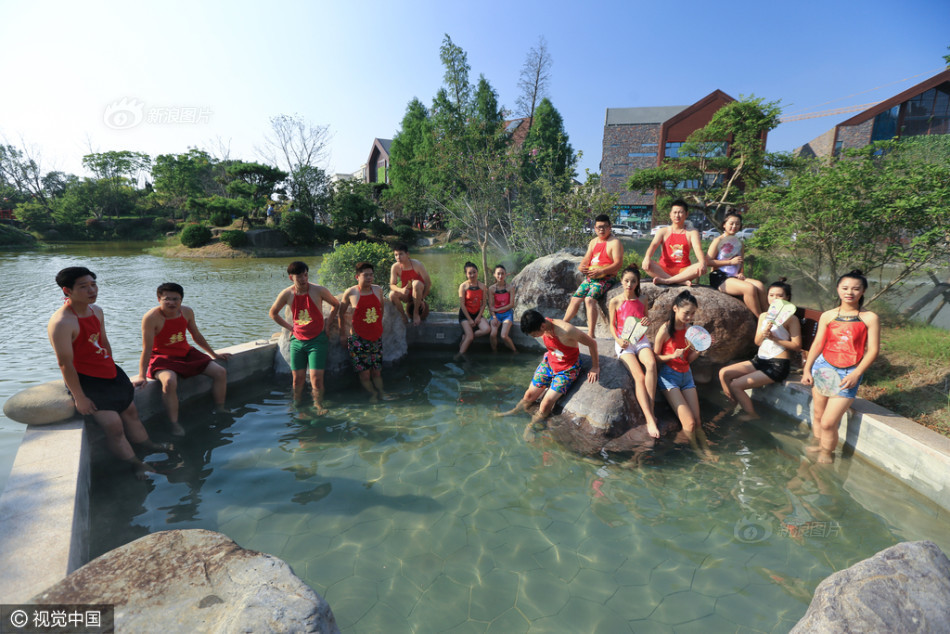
[861,318,950,437]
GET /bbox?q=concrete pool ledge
[0,339,277,603]
[751,377,950,511]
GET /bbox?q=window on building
[627,152,657,157]
[902,85,950,137]
[871,105,900,142]
[833,140,844,157]
[664,141,728,159]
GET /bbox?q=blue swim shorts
[493,310,514,323]
[531,356,581,395]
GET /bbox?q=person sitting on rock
[563,214,624,338]
[497,309,599,441]
[47,266,172,479]
[339,261,388,402]
[642,199,707,286]
[389,243,431,326]
[269,261,340,415]
[488,264,517,353]
[133,282,232,436]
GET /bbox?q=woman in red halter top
[457,262,490,356]
[803,270,880,464]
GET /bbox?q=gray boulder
[791,540,950,633]
[3,381,75,425]
[510,251,585,321]
[246,229,288,248]
[31,529,339,634]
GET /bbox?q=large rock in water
[510,250,585,320]
[3,380,75,425]
[791,540,950,633]
[31,529,340,634]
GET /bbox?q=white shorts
[616,339,652,357]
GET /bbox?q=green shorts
[290,332,328,371]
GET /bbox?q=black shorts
[458,309,482,323]
[709,270,728,290]
[77,365,135,413]
[751,356,791,383]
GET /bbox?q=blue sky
[1,0,947,182]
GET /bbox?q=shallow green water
[89,353,948,633]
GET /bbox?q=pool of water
[89,352,949,633]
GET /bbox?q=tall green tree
[224,161,288,213]
[750,137,950,307]
[627,96,782,226]
[82,150,152,217]
[521,98,574,183]
[330,180,380,237]
[387,98,435,221]
[152,149,214,215]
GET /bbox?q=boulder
[246,228,288,248]
[275,295,408,376]
[510,250,586,321]
[3,381,75,425]
[31,529,339,634]
[792,540,950,633]
[547,353,679,456]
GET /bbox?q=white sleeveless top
[758,322,790,360]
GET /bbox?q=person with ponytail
[654,290,713,459]
[718,278,802,418]
[802,270,880,464]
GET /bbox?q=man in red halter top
[497,310,600,441]
[389,243,431,326]
[642,199,707,286]
[563,214,624,338]
[134,282,232,436]
[47,267,171,479]
[269,261,341,415]
[339,261,388,402]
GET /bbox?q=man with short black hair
[48,267,171,478]
[563,214,624,338]
[389,243,430,326]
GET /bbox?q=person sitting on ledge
[389,243,431,326]
[642,199,707,286]
[497,309,599,441]
[47,266,172,479]
[134,282,232,436]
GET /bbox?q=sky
[1,0,948,183]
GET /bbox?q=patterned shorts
[572,276,617,301]
[348,333,382,373]
[531,356,581,395]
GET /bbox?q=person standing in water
[339,261,388,402]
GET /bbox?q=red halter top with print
[400,262,423,289]
[292,285,324,340]
[659,231,691,271]
[464,286,483,315]
[543,319,580,372]
[353,290,384,342]
[587,240,614,276]
[661,328,690,373]
[822,311,868,369]
[70,306,116,379]
[152,314,190,357]
[614,298,647,337]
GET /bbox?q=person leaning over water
[269,261,340,415]
[497,309,599,441]
[47,266,172,479]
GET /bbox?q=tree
[387,98,435,221]
[224,161,288,213]
[627,96,782,227]
[329,180,380,237]
[439,34,471,115]
[82,151,152,217]
[0,140,54,215]
[258,114,332,220]
[750,137,950,308]
[152,149,214,216]
[516,36,552,128]
[521,98,575,183]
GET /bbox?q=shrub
[279,211,316,246]
[180,223,212,248]
[152,217,176,234]
[394,217,413,228]
[396,224,416,243]
[318,240,394,293]
[370,218,394,236]
[210,210,232,227]
[219,230,249,248]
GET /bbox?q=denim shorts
[658,363,695,392]
[812,353,862,399]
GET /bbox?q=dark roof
[377,138,392,154]
[605,106,689,125]
[837,68,950,127]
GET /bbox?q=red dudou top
[353,291,384,341]
[292,287,324,340]
[659,231,691,271]
[152,314,190,357]
[542,319,580,372]
[661,328,690,373]
[823,314,868,369]
[71,308,116,379]
[464,286,483,315]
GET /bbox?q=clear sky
[1,0,947,182]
